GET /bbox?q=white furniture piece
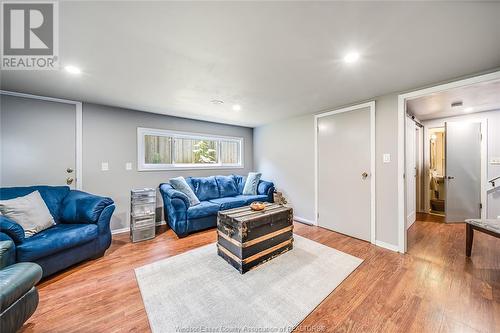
[130,188,156,242]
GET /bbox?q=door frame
[405,115,417,230]
[314,101,376,244]
[0,90,83,190]
[415,125,424,214]
[397,70,500,253]
[423,125,446,214]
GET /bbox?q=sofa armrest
[0,240,15,269]
[61,190,114,224]
[257,180,275,202]
[159,184,190,208]
[0,262,42,312]
[159,183,189,236]
[95,203,115,253]
[0,216,25,244]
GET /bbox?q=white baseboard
[375,240,400,252]
[407,217,416,230]
[111,221,166,235]
[294,216,315,225]
[111,227,129,235]
[406,212,416,230]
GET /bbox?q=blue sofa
[0,186,115,278]
[160,175,274,237]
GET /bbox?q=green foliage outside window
[193,140,217,163]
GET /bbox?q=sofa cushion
[209,197,247,210]
[187,201,220,219]
[169,177,200,206]
[243,172,262,195]
[215,175,238,198]
[0,186,70,223]
[0,191,55,237]
[233,175,246,194]
[187,176,220,201]
[16,224,98,262]
[235,194,269,206]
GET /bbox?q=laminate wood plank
[18,213,499,333]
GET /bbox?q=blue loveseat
[0,186,115,278]
[160,175,274,237]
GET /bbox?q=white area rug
[135,235,362,333]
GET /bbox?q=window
[138,128,243,170]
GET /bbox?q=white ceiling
[407,79,500,120]
[1,1,500,127]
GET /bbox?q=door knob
[362,172,369,180]
[66,168,74,173]
[66,177,74,185]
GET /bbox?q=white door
[317,105,372,241]
[445,121,481,222]
[405,118,417,228]
[0,94,78,188]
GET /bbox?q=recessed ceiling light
[64,65,81,74]
[464,107,474,112]
[211,99,224,105]
[232,104,242,111]
[344,52,360,64]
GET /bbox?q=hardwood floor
[20,214,499,333]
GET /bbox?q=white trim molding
[375,240,400,252]
[406,212,417,230]
[314,101,376,245]
[0,90,83,190]
[137,127,244,171]
[111,227,130,235]
[112,221,167,235]
[397,70,500,253]
[294,216,315,225]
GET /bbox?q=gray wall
[253,115,315,222]
[82,103,254,231]
[0,95,253,232]
[253,94,401,247]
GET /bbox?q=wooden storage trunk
[217,203,293,274]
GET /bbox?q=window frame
[137,127,244,171]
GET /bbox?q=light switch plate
[101,162,109,171]
[383,153,391,163]
[125,162,132,170]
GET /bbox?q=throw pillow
[169,177,201,206]
[0,191,55,237]
[242,172,262,195]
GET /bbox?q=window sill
[137,165,245,172]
